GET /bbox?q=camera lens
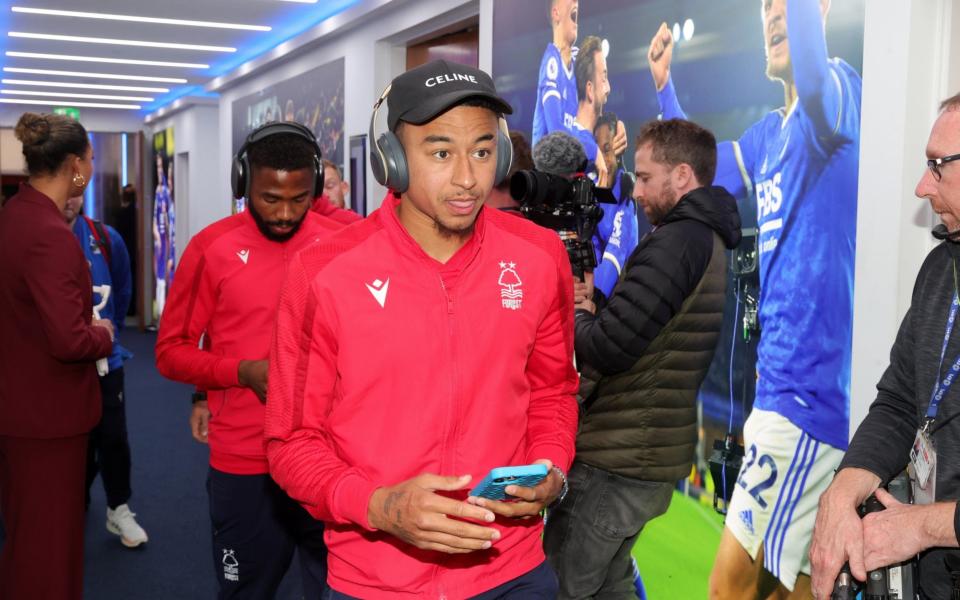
[509,170,539,204]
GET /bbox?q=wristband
[550,466,569,507]
[954,501,960,546]
[191,391,207,404]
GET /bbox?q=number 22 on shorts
[736,444,779,509]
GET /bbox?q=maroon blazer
[0,184,112,438]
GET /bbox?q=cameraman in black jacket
[810,93,960,600]
[544,118,741,599]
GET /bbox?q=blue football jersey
[571,121,599,163]
[532,44,578,147]
[592,171,648,299]
[154,181,170,278]
[739,59,862,450]
[72,218,133,371]
[570,121,602,183]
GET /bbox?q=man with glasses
[929,153,960,183]
[809,92,960,599]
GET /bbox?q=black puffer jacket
[575,185,741,481]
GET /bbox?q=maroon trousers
[0,434,88,600]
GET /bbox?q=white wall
[849,0,957,436]
[214,0,480,216]
[478,0,494,73]
[0,106,145,177]
[0,129,26,174]
[148,104,221,264]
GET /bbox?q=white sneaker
[106,504,148,548]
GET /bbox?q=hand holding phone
[469,464,549,501]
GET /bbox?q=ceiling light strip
[2,78,168,93]
[11,7,271,31]
[4,67,187,83]
[2,89,153,102]
[9,32,236,53]
[6,51,207,69]
[0,98,140,110]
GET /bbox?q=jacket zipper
[435,274,456,599]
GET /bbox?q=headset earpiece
[495,117,513,186]
[375,131,409,194]
[230,153,247,200]
[369,84,411,193]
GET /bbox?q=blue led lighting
[83,132,96,219]
[143,0,360,114]
[0,15,7,64]
[142,85,218,114]
[121,133,128,187]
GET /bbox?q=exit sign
[54,107,80,120]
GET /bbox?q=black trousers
[85,367,132,510]
[328,561,558,599]
[207,467,329,600]
[543,461,673,599]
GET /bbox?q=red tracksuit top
[312,193,363,225]
[156,209,339,474]
[266,195,579,599]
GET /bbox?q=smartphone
[469,464,549,501]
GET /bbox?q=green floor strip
[631,492,725,599]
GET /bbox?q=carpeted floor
[2,329,305,599]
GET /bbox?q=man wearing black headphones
[265,60,579,598]
[156,123,339,599]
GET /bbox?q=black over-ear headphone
[231,121,324,200]
[368,84,515,194]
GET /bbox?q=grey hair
[941,92,960,113]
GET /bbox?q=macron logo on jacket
[264,200,580,598]
[237,249,250,264]
[365,278,389,308]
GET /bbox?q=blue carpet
[3,330,305,599]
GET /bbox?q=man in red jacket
[267,60,579,599]
[311,193,362,224]
[321,159,350,209]
[156,123,338,599]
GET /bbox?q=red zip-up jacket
[311,193,363,225]
[156,209,339,474]
[266,195,579,599]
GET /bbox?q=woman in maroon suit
[0,113,114,600]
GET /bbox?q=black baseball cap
[387,60,513,131]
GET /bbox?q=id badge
[910,428,937,504]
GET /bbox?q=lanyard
[926,260,960,424]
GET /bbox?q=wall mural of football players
[532,0,580,147]
[493,0,865,596]
[231,58,345,213]
[647,1,862,596]
[152,129,175,321]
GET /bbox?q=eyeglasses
[928,153,960,181]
